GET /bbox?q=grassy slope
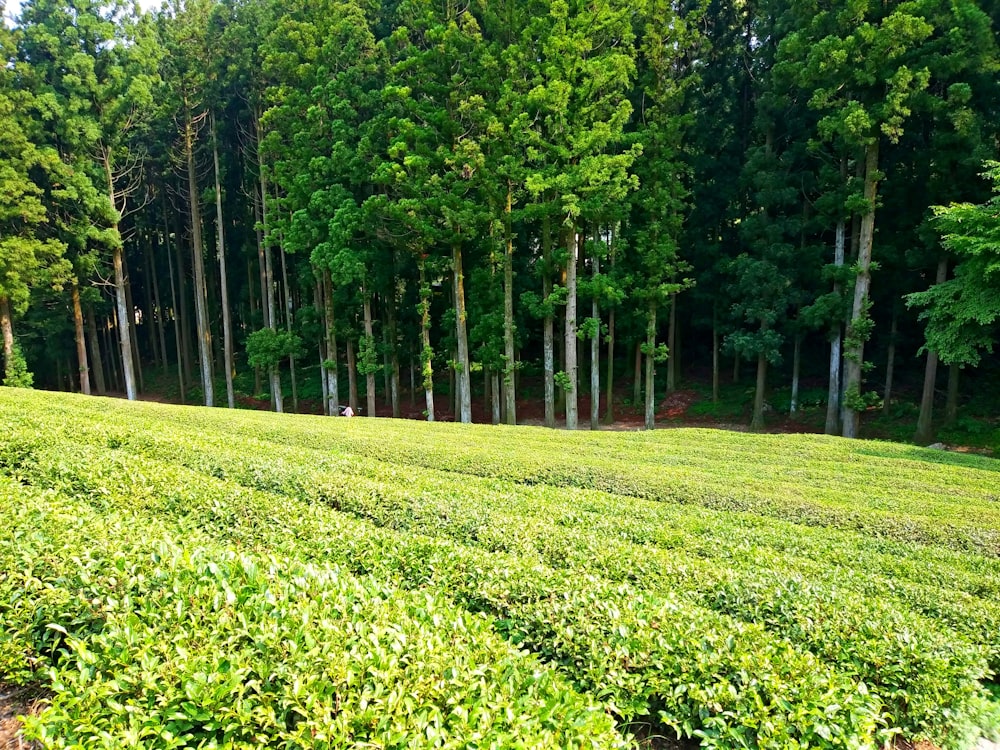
[1,388,999,749]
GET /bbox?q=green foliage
[2,342,33,388]
[245,328,302,370]
[4,391,1000,748]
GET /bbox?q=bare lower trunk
[323,269,339,416]
[86,304,106,395]
[452,241,472,423]
[387,300,400,418]
[644,302,657,430]
[419,261,435,421]
[790,334,801,415]
[363,294,376,418]
[542,217,555,428]
[882,309,898,415]
[212,115,235,409]
[112,245,137,400]
[491,371,501,425]
[666,294,677,394]
[143,245,161,370]
[105,316,121,392]
[751,349,767,431]
[712,316,719,403]
[148,240,168,378]
[604,306,615,423]
[71,281,91,395]
[590,250,600,430]
[503,186,516,424]
[842,141,880,439]
[0,296,13,383]
[945,363,959,427]
[280,248,298,413]
[633,340,642,407]
[564,229,578,429]
[124,260,143,394]
[165,221,185,402]
[915,259,949,443]
[184,108,214,407]
[347,337,359,413]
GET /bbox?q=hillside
[1,388,999,749]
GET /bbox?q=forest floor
[0,686,41,749]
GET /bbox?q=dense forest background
[1,0,999,441]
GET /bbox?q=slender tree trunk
[790,334,802,415]
[666,294,677,394]
[257,110,280,413]
[363,293,376,418]
[149,238,168,378]
[590,247,600,430]
[825,219,847,434]
[564,229,579,429]
[165,220,186,402]
[0,296,13,383]
[111,244,137,400]
[882,309,898,415]
[280,247,297,413]
[71,281,91,395]
[542,214,555,427]
[409,355,416,408]
[253,183,271,335]
[712,314,719,403]
[167,206,192,389]
[85,304,106,395]
[346,336,359,414]
[604,305,615,424]
[644,302,657,430]
[212,114,235,409]
[106,314,121,392]
[418,260,435,421]
[945,363,959,428]
[503,185,516,425]
[633,340,642,407]
[249,258,262,396]
[183,107,214,407]
[751,338,768,431]
[142,245,161,371]
[323,269,339,416]
[915,259,949,443]
[387,299,401,419]
[124,259,144,394]
[491,371,501,425]
[842,141,880,439]
[452,241,472,423]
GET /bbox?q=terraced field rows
[1,389,998,749]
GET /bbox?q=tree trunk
[212,114,236,409]
[409,355,416,408]
[169,208,193,389]
[666,294,677,394]
[124,258,144,394]
[142,244,161,371]
[0,296,13,383]
[184,106,214,407]
[106,313,121,392]
[633,340,642,407]
[418,260,435,421]
[491,371,501,425]
[280,247,298,413]
[751,346,768,431]
[503,185,516,425]
[604,305,615,424]
[564,228,579,429]
[644,302,657,430]
[915,259,949,443]
[790,334,802,415]
[111,244,137,400]
[363,293,376,418]
[945,363,959,427]
[842,140,880,439]
[148,238,168,378]
[85,304,106,395]
[882,308,898,415]
[542,216,555,428]
[825,218,847,434]
[323,269,339,416]
[590,247,600,430]
[347,336,359,413]
[257,110,280,413]
[712,314,719,403]
[452,241,472,423]
[387,299,401,419]
[249,258,262,396]
[71,281,91,395]
[164,218,186,402]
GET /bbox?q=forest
[1,0,999,440]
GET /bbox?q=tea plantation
[1,388,999,749]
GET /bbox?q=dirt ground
[0,687,41,749]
